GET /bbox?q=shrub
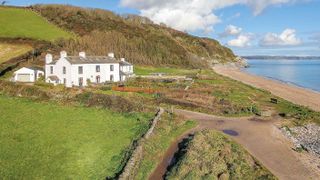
[76,92,140,113]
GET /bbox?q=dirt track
[213,66,320,112]
[172,109,320,180]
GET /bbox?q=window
[110,75,114,82]
[63,78,66,85]
[50,66,53,74]
[63,66,66,74]
[110,65,114,72]
[96,76,100,83]
[78,66,83,74]
[96,65,100,72]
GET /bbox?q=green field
[134,66,199,76]
[0,95,152,179]
[0,7,73,41]
[0,43,33,64]
[166,130,276,179]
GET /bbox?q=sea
[244,59,320,92]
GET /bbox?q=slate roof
[65,56,119,64]
[47,75,59,81]
[29,66,44,71]
[48,56,133,65]
[119,61,132,66]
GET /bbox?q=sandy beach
[213,66,320,112]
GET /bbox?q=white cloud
[220,25,242,38]
[120,0,300,32]
[228,34,252,47]
[260,28,302,46]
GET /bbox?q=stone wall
[119,107,164,180]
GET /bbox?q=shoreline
[245,71,320,94]
[213,65,320,112]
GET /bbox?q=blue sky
[8,0,320,56]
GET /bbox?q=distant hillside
[243,56,320,60]
[0,7,73,41]
[30,5,236,68]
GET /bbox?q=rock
[281,124,320,157]
[261,110,273,117]
[235,56,249,68]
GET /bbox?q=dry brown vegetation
[30,5,236,68]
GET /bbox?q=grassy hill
[0,43,32,64]
[0,95,151,179]
[30,5,236,68]
[0,7,73,41]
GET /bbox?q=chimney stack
[108,52,115,58]
[45,54,53,64]
[79,52,86,58]
[60,51,67,58]
[120,58,125,62]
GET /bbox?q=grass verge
[134,112,196,179]
[166,130,276,179]
[0,95,152,179]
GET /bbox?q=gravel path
[171,109,320,180]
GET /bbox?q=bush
[0,80,49,100]
[76,92,141,113]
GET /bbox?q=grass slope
[30,5,236,68]
[0,43,33,64]
[166,130,276,179]
[0,7,73,41]
[0,95,152,179]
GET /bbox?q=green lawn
[0,43,33,64]
[134,66,199,76]
[0,95,152,179]
[0,7,73,41]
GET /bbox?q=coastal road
[213,66,320,112]
[150,109,319,180]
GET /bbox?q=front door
[79,77,83,87]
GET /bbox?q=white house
[45,51,134,87]
[13,67,44,83]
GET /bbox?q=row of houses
[13,51,134,87]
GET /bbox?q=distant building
[45,51,134,87]
[13,67,44,83]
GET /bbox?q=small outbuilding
[13,67,44,83]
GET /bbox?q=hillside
[29,5,236,68]
[0,43,32,64]
[0,7,73,41]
